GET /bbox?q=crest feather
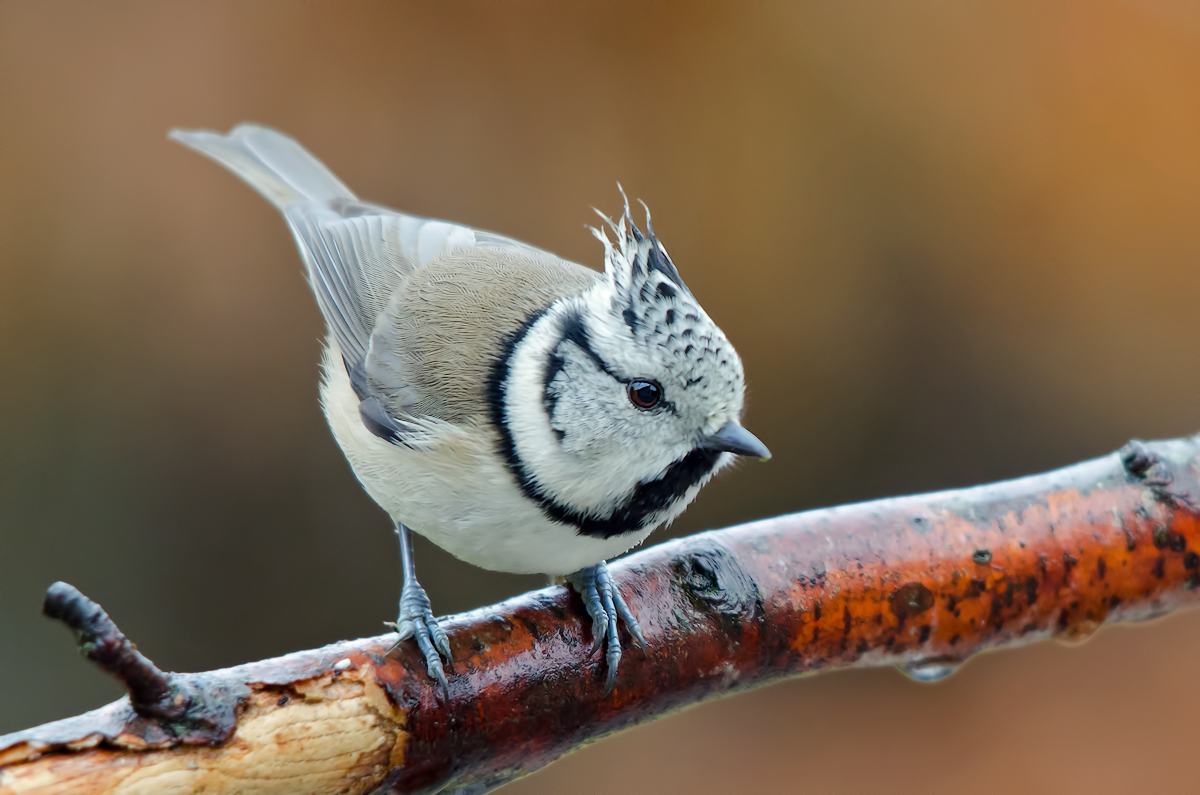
[593,191,688,294]
[588,190,702,344]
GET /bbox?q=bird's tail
[169,124,356,209]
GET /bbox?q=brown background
[3,2,1200,793]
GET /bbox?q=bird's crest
[589,188,699,342]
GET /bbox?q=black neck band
[486,308,721,540]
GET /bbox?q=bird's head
[492,195,769,539]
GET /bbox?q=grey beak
[702,421,772,460]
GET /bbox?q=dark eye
[627,380,662,410]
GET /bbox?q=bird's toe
[567,561,641,693]
[386,582,453,697]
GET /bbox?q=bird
[170,124,770,694]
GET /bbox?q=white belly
[318,346,655,575]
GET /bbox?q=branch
[3,436,1200,795]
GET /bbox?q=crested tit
[170,124,770,693]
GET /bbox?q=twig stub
[42,582,246,744]
[43,582,173,707]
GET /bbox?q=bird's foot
[385,579,452,694]
[566,561,647,693]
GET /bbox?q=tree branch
[3,436,1200,795]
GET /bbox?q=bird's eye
[627,380,662,410]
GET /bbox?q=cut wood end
[0,665,407,795]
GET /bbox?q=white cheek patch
[504,303,684,517]
[546,355,618,455]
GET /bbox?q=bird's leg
[566,560,647,693]
[385,523,452,694]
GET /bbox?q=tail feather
[169,124,355,209]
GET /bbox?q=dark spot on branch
[515,613,546,643]
[1062,552,1077,577]
[1096,558,1106,580]
[1025,576,1039,603]
[972,548,992,565]
[890,582,934,620]
[1168,532,1187,553]
[1120,441,1155,478]
[1153,526,1170,549]
[1152,557,1166,579]
[990,592,1005,622]
[673,541,763,636]
[1184,551,1200,570]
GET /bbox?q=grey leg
[566,560,647,693]
[386,523,452,693]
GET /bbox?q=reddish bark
[2,436,1199,794]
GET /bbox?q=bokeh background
[3,1,1200,792]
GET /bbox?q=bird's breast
[320,343,652,575]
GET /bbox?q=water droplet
[900,659,960,683]
[1055,618,1101,646]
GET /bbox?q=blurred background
[2,1,1200,792]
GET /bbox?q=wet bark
[2,436,1199,795]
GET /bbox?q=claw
[384,620,412,650]
[412,616,450,694]
[613,590,648,650]
[567,561,643,694]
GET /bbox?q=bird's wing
[283,200,486,369]
[171,124,577,440]
[364,246,600,425]
[274,199,571,441]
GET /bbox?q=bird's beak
[701,421,771,460]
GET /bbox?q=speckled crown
[590,193,742,393]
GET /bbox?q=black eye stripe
[559,311,618,379]
[555,311,675,413]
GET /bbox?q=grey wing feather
[169,124,354,208]
[284,201,489,370]
[171,123,561,438]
